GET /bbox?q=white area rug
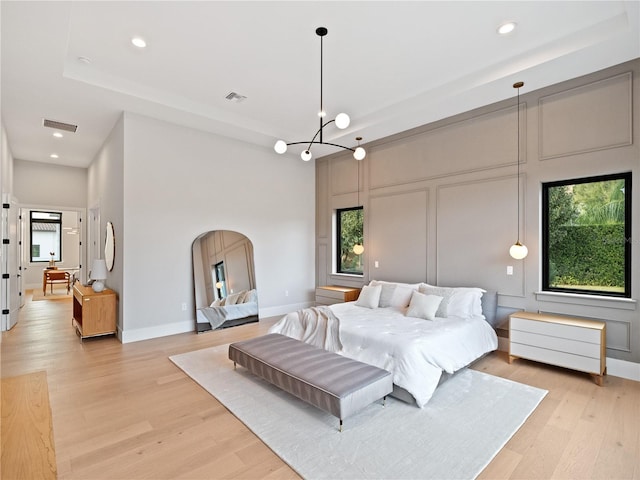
[170,344,547,480]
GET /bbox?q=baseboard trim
[121,320,193,344]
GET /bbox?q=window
[30,211,62,263]
[336,207,363,275]
[542,172,631,297]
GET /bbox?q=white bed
[197,289,258,330]
[269,281,498,407]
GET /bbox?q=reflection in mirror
[192,230,258,333]
[105,221,115,271]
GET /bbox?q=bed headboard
[480,290,498,327]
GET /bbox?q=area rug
[170,344,547,480]
[30,288,71,301]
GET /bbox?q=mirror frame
[105,221,115,271]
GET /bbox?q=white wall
[87,114,125,336]
[119,113,315,342]
[13,160,87,207]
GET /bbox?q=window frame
[29,210,63,263]
[542,172,631,298]
[336,206,364,275]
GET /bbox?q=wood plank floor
[1,292,639,479]
[1,370,57,480]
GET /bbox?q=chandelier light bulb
[301,150,312,161]
[509,242,528,260]
[353,147,366,160]
[353,244,364,255]
[335,113,350,129]
[274,140,287,154]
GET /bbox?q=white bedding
[269,301,498,407]
[197,301,258,330]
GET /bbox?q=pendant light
[353,137,364,255]
[274,27,365,161]
[509,81,528,260]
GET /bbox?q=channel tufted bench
[228,333,393,431]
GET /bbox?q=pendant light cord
[516,85,520,244]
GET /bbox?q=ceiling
[2,1,639,169]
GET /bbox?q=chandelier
[274,27,366,162]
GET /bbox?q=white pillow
[245,289,258,303]
[418,285,455,318]
[448,288,485,318]
[210,298,222,307]
[355,285,382,309]
[225,291,244,305]
[406,291,443,321]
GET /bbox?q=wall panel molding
[368,103,525,190]
[539,72,632,160]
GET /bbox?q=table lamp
[91,259,108,292]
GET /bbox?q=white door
[2,195,21,330]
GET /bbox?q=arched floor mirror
[192,230,258,333]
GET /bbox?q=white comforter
[269,302,498,407]
[197,301,258,330]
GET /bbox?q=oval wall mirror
[192,230,258,333]
[105,221,115,271]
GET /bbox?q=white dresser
[509,312,606,386]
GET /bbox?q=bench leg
[339,419,343,432]
[383,395,387,407]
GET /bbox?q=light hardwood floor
[1,293,639,479]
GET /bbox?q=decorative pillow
[210,298,222,307]
[418,285,455,318]
[245,289,258,304]
[370,280,419,308]
[377,283,397,307]
[406,291,443,321]
[225,291,244,305]
[355,284,382,309]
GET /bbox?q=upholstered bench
[228,333,393,431]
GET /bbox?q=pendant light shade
[274,27,365,161]
[509,81,528,260]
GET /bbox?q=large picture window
[542,172,631,297]
[30,211,62,263]
[336,207,363,275]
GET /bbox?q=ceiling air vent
[225,92,247,103]
[42,118,78,133]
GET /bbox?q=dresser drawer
[510,316,600,344]
[510,330,601,358]
[510,343,602,375]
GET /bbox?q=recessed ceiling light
[50,153,59,159]
[131,36,147,48]
[497,22,517,35]
[53,132,63,138]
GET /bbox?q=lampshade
[353,244,364,255]
[215,281,223,289]
[91,258,108,292]
[509,242,528,260]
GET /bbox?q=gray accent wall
[316,59,639,365]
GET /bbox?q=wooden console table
[72,283,117,340]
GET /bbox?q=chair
[44,270,70,295]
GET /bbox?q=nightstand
[315,285,361,306]
[509,311,606,385]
